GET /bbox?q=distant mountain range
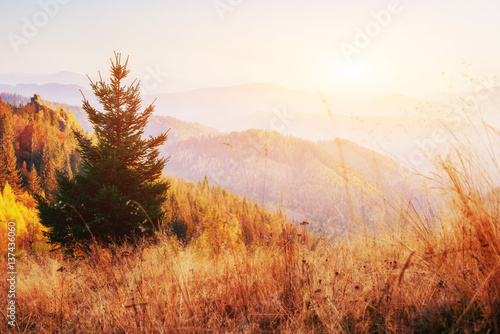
[0,71,432,122]
[0,92,220,143]
[144,84,436,128]
[0,71,91,87]
[2,72,499,235]
[0,83,95,106]
[4,91,482,234]
[2,74,499,173]
[145,115,221,142]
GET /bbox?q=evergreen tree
[202,175,209,190]
[36,53,169,250]
[21,161,29,188]
[27,165,43,196]
[39,143,57,200]
[0,103,22,194]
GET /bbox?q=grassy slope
[5,155,500,333]
[2,95,500,333]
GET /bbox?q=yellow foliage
[194,210,245,255]
[0,182,43,249]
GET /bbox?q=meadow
[3,151,500,333]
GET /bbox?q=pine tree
[0,103,22,194]
[36,53,169,250]
[202,175,209,190]
[21,161,29,188]
[27,165,43,196]
[39,143,57,200]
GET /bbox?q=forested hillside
[162,177,292,253]
[1,83,499,334]
[145,115,221,142]
[1,93,220,142]
[0,95,291,251]
[0,95,82,249]
[163,129,421,234]
[0,94,81,198]
[1,93,424,236]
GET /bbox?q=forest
[0,93,291,254]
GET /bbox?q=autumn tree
[36,53,169,251]
[0,101,22,194]
[27,164,43,196]
[39,143,57,200]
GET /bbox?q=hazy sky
[1,0,499,96]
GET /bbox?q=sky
[1,0,500,97]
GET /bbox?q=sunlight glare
[316,59,374,91]
[332,61,371,85]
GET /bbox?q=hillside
[0,83,94,107]
[0,93,221,143]
[144,83,326,126]
[0,94,82,197]
[2,86,500,334]
[0,82,468,173]
[163,129,420,234]
[0,93,428,235]
[145,115,221,142]
[162,177,294,249]
[0,96,288,251]
[0,95,85,249]
[0,71,91,87]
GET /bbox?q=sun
[317,59,373,90]
[338,63,366,82]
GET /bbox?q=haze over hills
[5,86,493,234]
[144,83,437,126]
[3,0,500,329]
[1,91,424,234]
[0,71,434,119]
[163,129,422,234]
[0,93,221,143]
[0,83,95,107]
[143,82,327,126]
[145,115,221,142]
[2,75,499,174]
[0,71,91,87]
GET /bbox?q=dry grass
[3,110,500,333]
[2,168,500,334]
